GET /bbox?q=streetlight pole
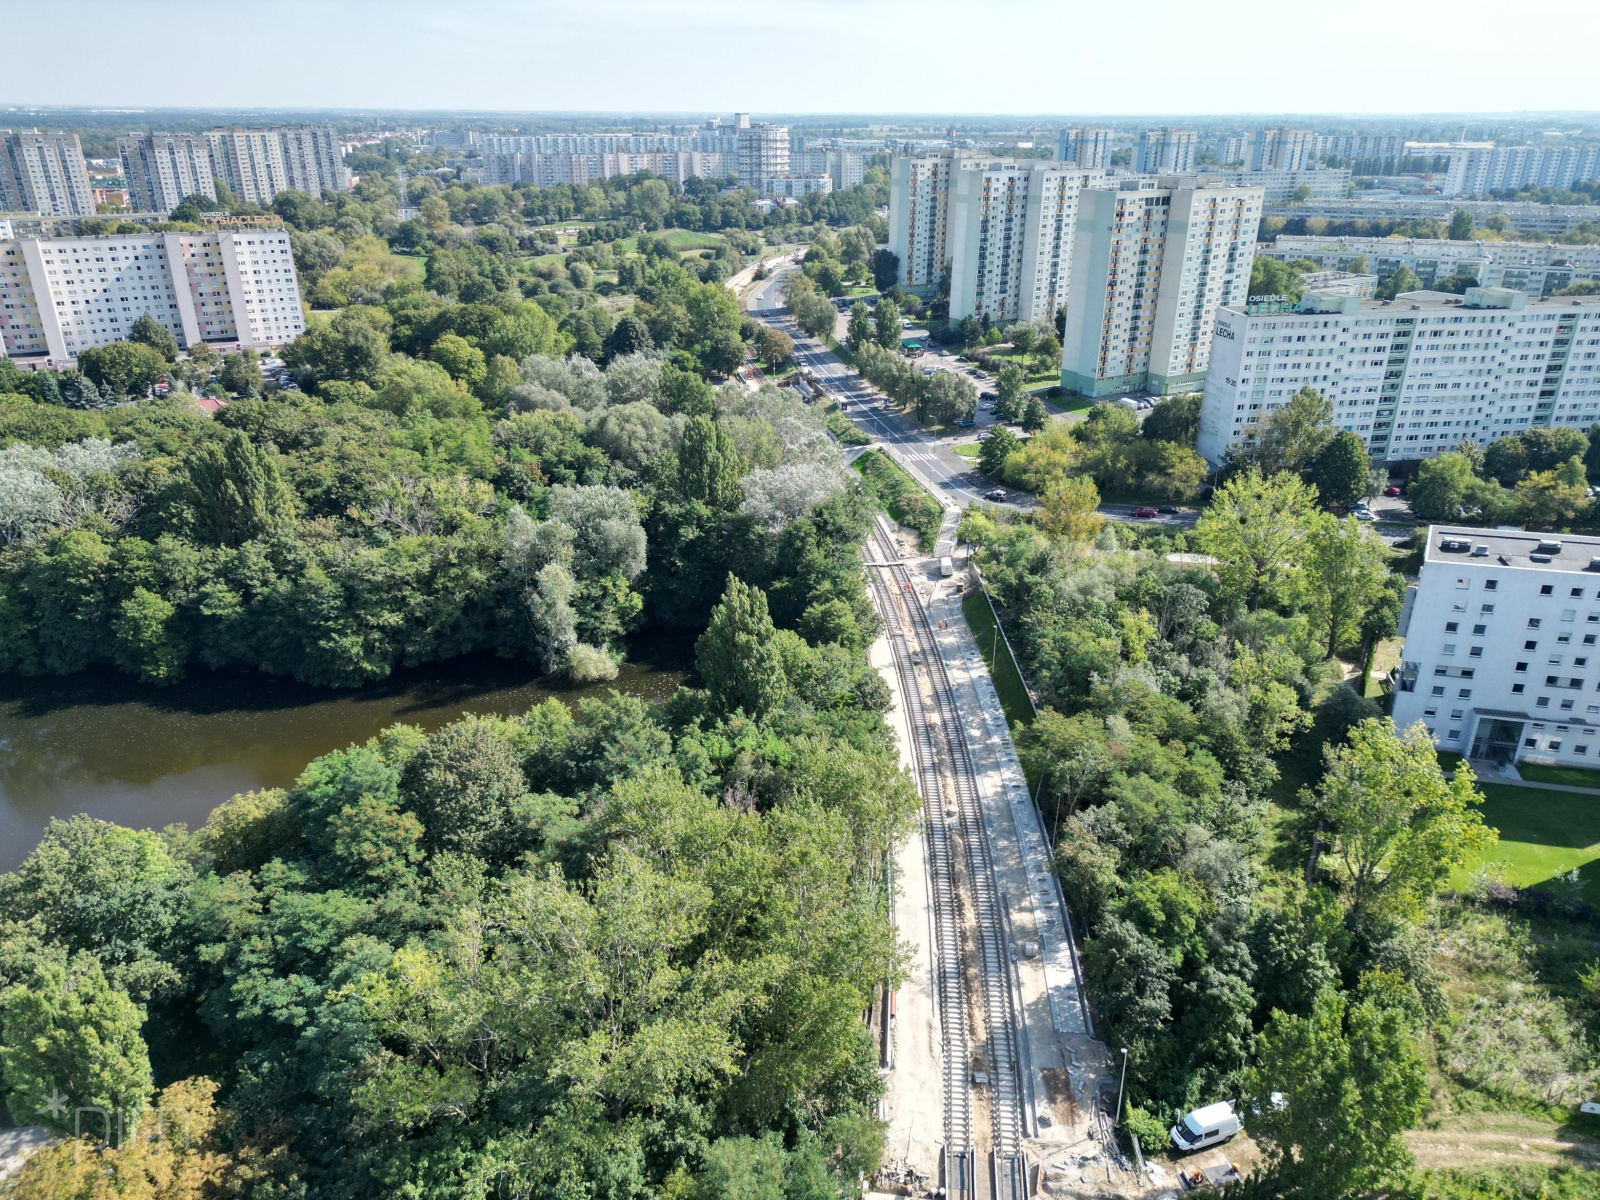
[1115,1047,1130,1125]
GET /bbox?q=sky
[6,0,1600,117]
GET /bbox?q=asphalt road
[746,265,1200,529]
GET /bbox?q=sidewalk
[924,576,1114,1155]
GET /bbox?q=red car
[1384,485,1402,497]
[1131,506,1159,518]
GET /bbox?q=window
[1574,588,1586,598]
[1485,579,1498,590]
[1561,699,1576,711]
[1565,609,1579,622]
[1445,621,1459,633]
[1538,697,1551,707]
[1525,737,1538,748]
[1459,688,1472,698]
[1525,641,1539,650]
[1579,745,1590,755]
[1424,707,1438,718]
[1432,685,1446,696]
[1530,618,1543,628]
[1482,604,1495,613]
[1470,646,1483,658]
[1442,643,1456,656]
[1447,729,1461,740]
[1541,584,1555,595]
[1515,661,1529,672]
[1472,624,1487,636]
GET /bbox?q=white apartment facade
[1393,526,1600,766]
[1261,234,1600,299]
[1061,176,1262,396]
[1136,128,1198,173]
[1057,127,1115,170]
[119,134,217,214]
[889,152,956,291]
[278,126,349,198]
[946,160,1097,324]
[736,123,790,187]
[1249,127,1317,171]
[763,174,831,199]
[791,148,865,191]
[201,126,348,206]
[1196,288,1600,465]
[1423,142,1600,198]
[0,132,96,217]
[0,230,305,367]
[1265,197,1600,236]
[1208,166,1350,203]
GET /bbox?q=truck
[1169,1101,1242,1153]
[939,556,955,578]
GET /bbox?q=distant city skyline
[6,0,1600,116]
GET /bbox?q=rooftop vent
[1588,557,1600,572]
[1499,555,1512,565]
[1538,539,1564,555]
[1471,545,1489,557]
[1440,537,1472,553]
[1531,554,1553,563]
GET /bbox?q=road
[746,265,1200,530]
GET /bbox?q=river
[0,640,693,872]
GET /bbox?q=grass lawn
[1515,762,1600,789]
[1437,750,1465,771]
[852,449,941,549]
[1461,783,1600,903]
[1368,636,1401,699]
[952,443,980,460]
[615,230,726,255]
[962,590,1037,740]
[981,348,1057,386]
[1048,393,1094,414]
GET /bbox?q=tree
[755,326,794,372]
[1511,457,1589,528]
[1312,719,1494,925]
[604,314,655,362]
[1243,977,1427,1198]
[1193,469,1320,609]
[0,954,153,1135]
[398,715,529,859]
[1142,393,1202,446]
[1306,430,1370,509]
[1375,265,1422,301]
[1483,436,1531,485]
[659,364,713,417]
[1031,333,1061,377]
[429,333,487,389]
[978,425,1020,477]
[1303,516,1391,658]
[1448,208,1476,240]
[127,312,179,362]
[678,416,746,508]
[1037,474,1103,543]
[872,299,901,351]
[76,341,166,399]
[218,349,264,397]
[1408,451,1476,521]
[1009,323,1037,357]
[1255,385,1333,474]
[177,429,296,546]
[922,370,975,426]
[1021,396,1048,432]
[846,302,873,353]
[696,575,788,719]
[284,308,390,389]
[994,364,1026,422]
[869,248,899,293]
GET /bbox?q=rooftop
[1236,287,1600,319]
[1424,524,1600,574]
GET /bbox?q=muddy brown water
[0,638,693,872]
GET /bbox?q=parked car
[1158,505,1180,515]
[980,391,997,401]
[1170,1102,1242,1153]
[956,417,977,428]
[984,489,1007,502]
[1131,506,1159,518]
[1384,485,1402,497]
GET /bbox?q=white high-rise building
[1413,141,1600,198]
[946,159,1097,324]
[792,147,865,191]
[1392,525,1600,767]
[278,126,350,198]
[1260,235,1600,299]
[1060,176,1262,396]
[1136,128,1197,173]
[205,128,290,205]
[119,134,217,215]
[1215,136,1249,166]
[1249,127,1317,171]
[0,229,305,367]
[888,151,957,291]
[736,123,790,187]
[1057,127,1115,170]
[0,132,96,217]
[1196,287,1600,465]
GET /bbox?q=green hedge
[852,449,941,549]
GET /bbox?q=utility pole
[1115,1047,1130,1124]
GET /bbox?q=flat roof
[1227,291,1600,318]
[1424,524,1600,574]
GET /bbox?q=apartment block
[0,132,96,217]
[736,123,790,186]
[1249,127,1317,171]
[792,147,865,190]
[1419,141,1600,198]
[1261,235,1600,298]
[1207,166,1350,203]
[1136,128,1197,174]
[1060,177,1261,397]
[946,159,1096,324]
[763,174,832,199]
[1215,136,1248,166]
[278,126,349,198]
[888,151,957,291]
[1392,525,1600,767]
[0,230,305,368]
[1057,127,1115,170]
[1265,196,1600,236]
[1196,287,1600,465]
[119,134,217,215]
[202,126,348,206]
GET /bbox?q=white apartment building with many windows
[0,132,96,217]
[1136,128,1197,173]
[119,134,217,214]
[1057,127,1115,170]
[888,151,957,291]
[1260,235,1600,299]
[1060,176,1261,396]
[1196,288,1600,464]
[946,160,1098,324]
[0,230,304,367]
[1393,526,1600,766]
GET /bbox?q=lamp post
[1115,1047,1130,1124]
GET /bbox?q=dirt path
[1406,1114,1600,1170]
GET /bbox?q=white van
[1169,1101,1242,1152]
[939,555,955,577]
